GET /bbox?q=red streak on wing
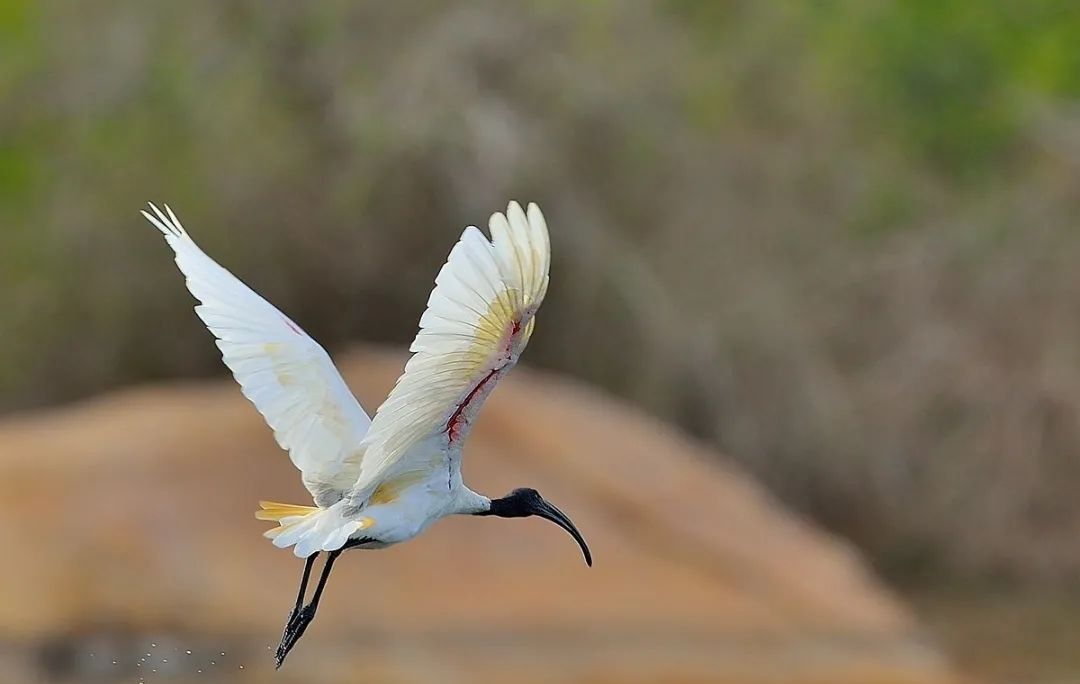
[446,317,523,443]
[281,315,304,336]
[505,317,522,354]
[447,368,498,443]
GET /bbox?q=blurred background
[3,1,1080,682]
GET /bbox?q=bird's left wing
[143,204,372,506]
[349,201,550,498]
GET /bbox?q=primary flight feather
[145,200,590,668]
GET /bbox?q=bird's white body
[332,458,486,548]
[144,200,548,558]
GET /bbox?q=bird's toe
[274,604,318,668]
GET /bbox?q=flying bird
[144,201,591,667]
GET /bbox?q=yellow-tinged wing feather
[144,204,372,507]
[350,201,550,497]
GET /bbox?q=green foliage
[673,0,1080,180]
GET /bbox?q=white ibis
[144,201,591,667]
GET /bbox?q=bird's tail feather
[256,501,369,558]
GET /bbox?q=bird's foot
[275,604,315,669]
[280,605,300,640]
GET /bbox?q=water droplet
[186,650,192,655]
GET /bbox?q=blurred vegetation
[3,0,1080,583]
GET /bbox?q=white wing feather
[350,201,550,498]
[143,203,371,505]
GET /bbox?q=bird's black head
[480,487,592,566]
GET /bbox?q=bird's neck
[477,492,531,518]
[451,486,491,516]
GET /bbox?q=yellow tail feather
[257,500,375,554]
[256,500,318,522]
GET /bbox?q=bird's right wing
[349,201,550,500]
[144,204,371,506]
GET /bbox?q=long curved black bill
[534,498,593,566]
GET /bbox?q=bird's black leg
[275,550,341,669]
[278,553,318,648]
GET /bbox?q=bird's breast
[356,473,458,545]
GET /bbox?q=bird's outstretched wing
[350,201,550,498]
[144,203,371,506]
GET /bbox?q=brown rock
[0,347,963,683]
